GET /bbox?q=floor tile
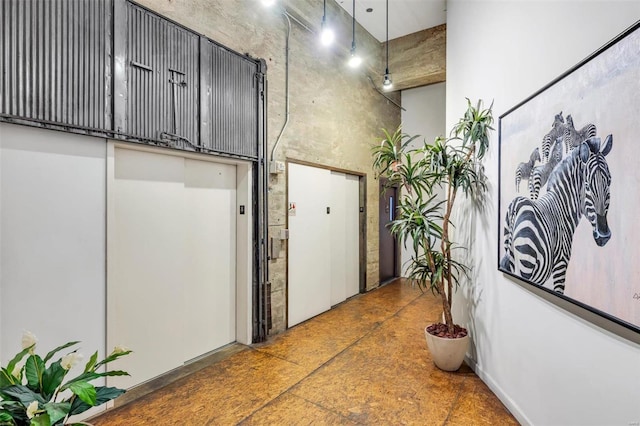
[240,392,357,425]
[289,297,469,425]
[92,350,308,425]
[90,280,518,426]
[254,281,424,370]
[445,376,519,425]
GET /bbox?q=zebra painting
[515,147,541,192]
[528,137,564,200]
[541,111,566,162]
[500,135,613,294]
[564,114,597,154]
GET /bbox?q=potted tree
[372,99,494,371]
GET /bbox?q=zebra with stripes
[541,111,566,162]
[515,147,541,192]
[564,114,597,154]
[500,135,613,294]
[528,137,564,200]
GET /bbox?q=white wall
[0,125,254,396]
[0,123,106,376]
[400,83,446,276]
[447,3,640,425]
[401,83,446,145]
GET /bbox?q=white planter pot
[424,327,470,372]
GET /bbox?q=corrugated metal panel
[0,0,112,129]
[126,3,199,150]
[205,42,258,159]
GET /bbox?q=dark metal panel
[255,59,268,342]
[199,36,211,148]
[206,42,259,159]
[125,2,199,150]
[113,0,128,134]
[0,0,112,129]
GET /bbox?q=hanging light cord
[385,0,389,74]
[352,0,356,50]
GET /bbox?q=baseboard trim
[464,355,532,426]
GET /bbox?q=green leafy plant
[0,332,131,426]
[373,99,494,337]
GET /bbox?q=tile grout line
[441,375,468,426]
[236,285,427,424]
[249,345,306,367]
[290,394,364,425]
[236,322,387,424]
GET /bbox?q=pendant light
[382,0,392,90]
[320,0,335,46]
[348,0,362,68]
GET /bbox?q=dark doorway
[379,179,398,284]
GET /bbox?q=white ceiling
[336,0,446,42]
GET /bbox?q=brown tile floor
[91,279,518,425]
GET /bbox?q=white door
[330,172,348,306]
[108,147,236,388]
[288,164,360,327]
[343,173,360,300]
[183,158,236,361]
[110,149,185,387]
[330,172,360,305]
[287,163,331,327]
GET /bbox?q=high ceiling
[336,0,447,42]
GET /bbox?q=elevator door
[108,147,236,388]
[288,163,360,327]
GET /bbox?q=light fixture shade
[348,51,362,68]
[320,0,334,46]
[383,73,393,90]
[347,0,361,68]
[320,23,334,46]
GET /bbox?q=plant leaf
[93,385,126,403]
[41,362,67,400]
[68,382,96,407]
[24,356,45,394]
[43,402,71,425]
[0,400,28,425]
[6,346,33,376]
[29,413,51,426]
[67,386,125,416]
[0,385,46,405]
[0,369,17,388]
[94,350,132,370]
[83,352,98,374]
[62,370,129,390]
[43,342,80,364]
[0,410,14,423]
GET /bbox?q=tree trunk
[441,183,457,336]
[441,281,455,335]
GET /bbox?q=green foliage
[372,99,494,334]
[0,334,131,426]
